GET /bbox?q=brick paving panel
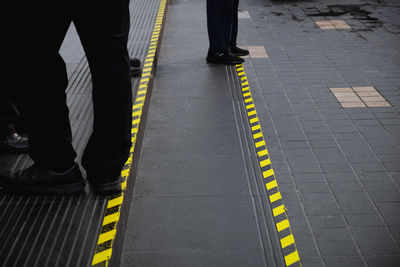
[239,0,400,265]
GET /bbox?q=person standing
[0,0,132,195]
[206,0,249,65]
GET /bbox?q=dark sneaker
[0,163,85,195]
[0,133,29,153]
[130,58,141,68]
[206,52,244,65]
[131,67,142,77]
[88,176,122,195]
[231,46,249,56]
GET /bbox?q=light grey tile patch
[238,10,251,19]
[248,46,269,59]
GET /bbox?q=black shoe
[206,52,244,65]
[131,67,142,77]
[0,133,29,153]
[231,46,249,57]
[130,58,141,68]
[0,163,85,195]
[88,176,122,195]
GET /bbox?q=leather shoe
[130,58,141,68]
[0,133,29,153]
[206,52,244,65]
[231,46,249,56]
[131,67,142,77]
[0,163,85,195]
[87,176,122,195]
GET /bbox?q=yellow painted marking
[257,149,268,157]
[263,168,274,178]
[92,249,112,265]
[246,104,255,110]
[285,251,300,266]
[252,124,261,131]
[243,92,251,97]
[132,111,142,117]
[98,229,116,244]
[143,67,152,73]
[277,219,290,232]
[260,158,271,167]
[255,139,265,148]
[253,132,263,139]
[266,180,278,190]
[269,192,282,203]
[273,205,286,217]
[242,81,249,86]
[238,71,246,76]
[103,213,120,225]
[121,181,127,190]
[281,234,295,248]
[237,67,244,71]
[144,62,153,68]
[250,117,259,124]
[121,169,129,177]
[107,196,123,208]
[242,86,250,92]
[245,98,253,103]
[247,110,257,116]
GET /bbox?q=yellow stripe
[247,110,256,116]
[269,192,282,203]
[257,149,268,157]
[276,219,290,232]
[273,205,286,217]
[243,92,251,97]
[103,213,120,225]
[255,140,265,148]
[250,117,259,124]
[266,180,278,190]
[92,249,112,265]
[263,168,274,178]
[238,71,246,76]
[260,158,271,167]
[246,104,255,110]
[242,86,250,92]
[245,98,252,103]
[252,124,261,131]
[285,250,300,266]
[121,169,129,177]
[107,196,123,209]
[253,132,263,139]
[281,234,295,248]
[98,229,116,244]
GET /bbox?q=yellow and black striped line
[235,64,301,267]
[91,1,167,266]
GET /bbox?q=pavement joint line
[90,0,167,266]
[235,64,301,267]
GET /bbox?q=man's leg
[74,0,132,193]
[229,0,239,49]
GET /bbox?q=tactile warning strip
[235,64,301,267]
[91,1,167,266]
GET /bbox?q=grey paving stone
[317,240,360,256]
[313,227,353,241]
[301,193,341,215]
[292,173,326,183]
[323,256,364,267]
[334,192,376,214]
[351,227,395,241]
[297,183,330,193]
[369,191,400,202]
[308,215,346,228]
[365,255,400,267]
[320,162,354,174]
[358,239,400,255]
[329,182,363,192]
[300,257,324,267]
[345,214,385,227]
[122,249,266,267]
[325,172,359,183]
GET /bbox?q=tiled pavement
[237,0,400,266]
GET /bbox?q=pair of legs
[4,0,132,192]
[206,0,248,65]
[206,0,239,54]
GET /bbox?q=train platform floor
[1,0,400,266]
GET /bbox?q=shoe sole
[1,181,86,195]
[91,181,122,195]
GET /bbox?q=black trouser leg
[206,0,235,54]
[229,0,239,49]
[16,1,76,171]
[75,0,132,181]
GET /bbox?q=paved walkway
[122,0,400,266]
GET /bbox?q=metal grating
[0,0,163,266]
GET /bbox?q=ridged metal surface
[0,0,161,266]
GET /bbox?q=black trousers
[6,0,132,179]
[206,0,239,54]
